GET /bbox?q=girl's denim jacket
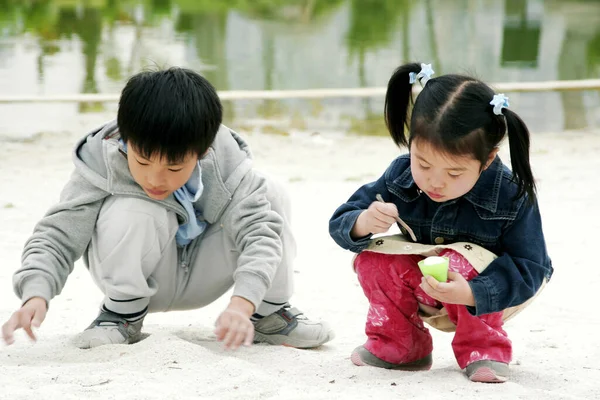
[329,154,553,316]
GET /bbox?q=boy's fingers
[30,308,46,329]
[225,325,241,349]
[244,325,254,346]
[2,314,20,344]
[231,329,247,350]
[19,313,36,341]
[214,325,225,340]
[23,327,36,341]
[223,321,239,349]
[214,314,230,340]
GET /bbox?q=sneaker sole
[253,330,334,349]
[351,346,432,371]
[75,330,144,349]
[350,350,367,366]
[469,367,508,383]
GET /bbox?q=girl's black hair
[385,62,536,203]
[117,67,223,163]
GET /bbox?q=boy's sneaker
[74,310,144,349]
[253,305,334,349]
[466,360,509,383]
[351,345,433,371]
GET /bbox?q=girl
[329,62,552,383]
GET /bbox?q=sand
[0,116,599,399]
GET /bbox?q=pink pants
[354,249,511,369]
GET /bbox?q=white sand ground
[0,115,599,400]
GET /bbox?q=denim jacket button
[434,236,445,244]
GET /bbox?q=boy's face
[126,145,198,200]
[410,139,496,203]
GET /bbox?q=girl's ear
[483,148,499,170]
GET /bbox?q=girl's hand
[214,296,255,350]
[351,201,399,239]
[420,271,476,306]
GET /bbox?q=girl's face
[127,144,198,200]
[410,139,497,203]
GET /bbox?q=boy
[2,68,334,350]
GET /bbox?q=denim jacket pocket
[454,232,499,249]
[457,205,520,251]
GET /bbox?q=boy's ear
[483,148,499,170]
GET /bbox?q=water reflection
[0,0,598,137]
[502,0,541,68]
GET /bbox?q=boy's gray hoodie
[13,120,284,309]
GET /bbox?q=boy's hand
[419,271,476,306]
[214,296,255,350]
[2,297,48,345]
[351,201,399,239]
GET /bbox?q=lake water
[0,0,599,139]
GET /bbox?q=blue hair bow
[409,63,435,86]
[490,94,510,115]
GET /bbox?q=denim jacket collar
[395,156,503,212]
[463,157,503,212]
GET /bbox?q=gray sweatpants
[85,178,295,318]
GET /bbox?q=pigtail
[384,63,423,148]
[503,109,537,204]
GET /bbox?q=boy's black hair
[385,62,536,203]
[117,67,223,163]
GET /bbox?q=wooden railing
[0,79,599,103]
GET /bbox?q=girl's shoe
[466,360,509,383]
[350,345,432,371]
